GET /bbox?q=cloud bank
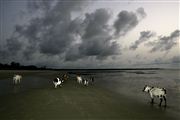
[129,30,155,50]
[0,0,147,67]
[147,30,180,52]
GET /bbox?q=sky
[0,0,179,69]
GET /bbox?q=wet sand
[0,70,179,120]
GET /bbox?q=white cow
[53,77,62,88]
[76,75,83,84]
[13,74,22,84]
[83,79,89,86]
[143,85,167,107]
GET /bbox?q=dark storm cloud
[2,0,146,65]
[6,37,23,55]
[129,30,155,50]
[79,8,119,60]
[0,49,7,60]
[147,30,180,52]
[65,8,120,61]
[27,0,54,11]
[13,0,86,57]
[27,0,87,14]
[14,18,42,59]
[65,44,82,61]
[113,7,146,36]
[0,36,22,63]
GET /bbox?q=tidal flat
[0,70,179,120]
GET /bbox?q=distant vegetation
[0,62,49,70]
[0,61,162,70]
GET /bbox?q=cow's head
[143,85,151,92]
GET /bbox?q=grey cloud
[34,0,89,56]
[153,58,164,64]
[13,0,86,57]
[27,0,87,13]
[65,8,120,61]
[6,37,22,55]
[113,8,146,36]
[79,9,119,59]
[68,18,84,35]
[0,49,8,61]
[130,30,155,50]
[136,7,146,20]
[65,44,82,61]
[3,1,146,67]
[27,0,56,12]
[83,8,111,39]
[147,30,180,52]
[114,11,138,36]
[152,55,180,65]
[15,18,41,43]
[14,18,42,59]
[0,36,22,63]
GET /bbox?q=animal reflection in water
[13,74,22,85]
[13,85,21,93]
[143,85,167,107]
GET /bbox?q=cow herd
[12,74,167,107]
[13,74,94,88]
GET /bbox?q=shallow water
[0,76,51,95]
[92,69,180,118]
[0,69,179,119]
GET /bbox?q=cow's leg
[163,96,167,107]
[15,80,17,84]
[54,84,57,88]
[159,98,163,106]
[150,93,154,104]
[151,98,154,104]
[59,83,62,87]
